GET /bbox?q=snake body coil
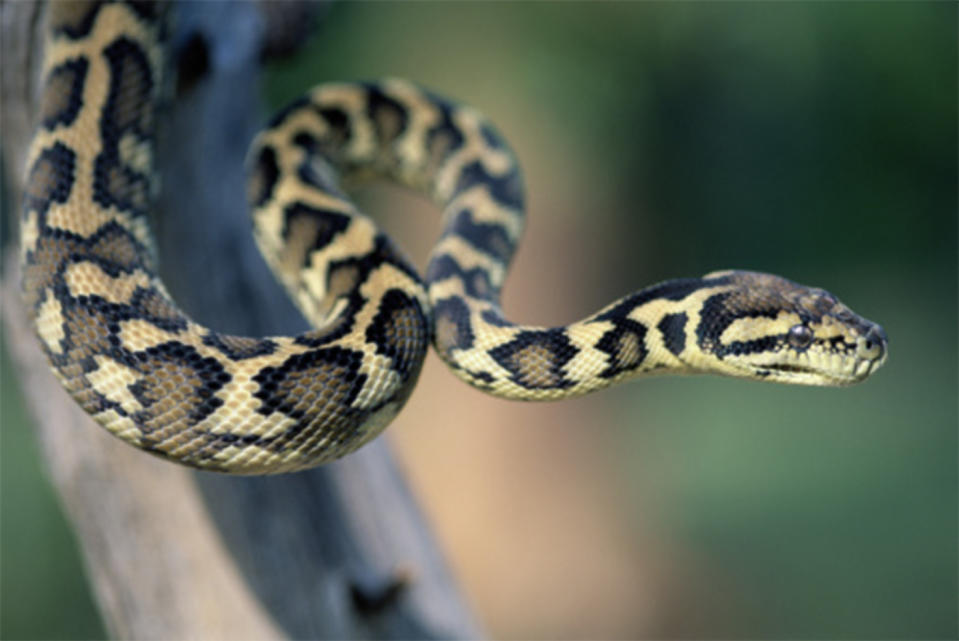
[21,2,887,473]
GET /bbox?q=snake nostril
[862,326,887,358]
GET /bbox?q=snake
[20,1,888,474]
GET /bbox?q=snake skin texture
[20,1,888,474]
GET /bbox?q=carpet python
[20,2,888,474]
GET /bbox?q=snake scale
[20,1,887,474]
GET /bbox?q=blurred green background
[2,2,955,639]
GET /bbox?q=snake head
[696,270,888,386]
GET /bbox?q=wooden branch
[1,2,481,639]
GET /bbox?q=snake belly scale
[20,2,888,474]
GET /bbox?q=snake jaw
[758,359,871,386]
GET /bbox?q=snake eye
[787,324,814,350]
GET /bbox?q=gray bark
[1,2,481,639]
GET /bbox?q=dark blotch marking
[452,161,524,211]
[363,84,409,145]
[432,297,474,352]
[247,145,280,208]
[21,228,83,311]
[55,303,117,376]
[250,346,370,452]
[596,319,649,379]
[41,57,89,130]
[282,202,351,260]
[313,106,351,155]
[424,98,466,169]
[100,37,154,137]
[365,289,429,381]
[252,347,366,416]
[442,207,515,264]
[83,221,147,275]
[128,341,229,435]
[657,312,688,357]
[92,155,152,217]
[22,142,76,218]
[93,36,155,217]
[317,106,349,134]
[488,329,577,390]
[425,253,495,301]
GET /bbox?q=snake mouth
[761,356,880,386]
[764,363,818,376]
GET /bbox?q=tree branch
[1,2,481,638]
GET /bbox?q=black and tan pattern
[21,1,888,474]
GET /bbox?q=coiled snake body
[21,2,888,474]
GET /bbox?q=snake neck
[429,276,736,400]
